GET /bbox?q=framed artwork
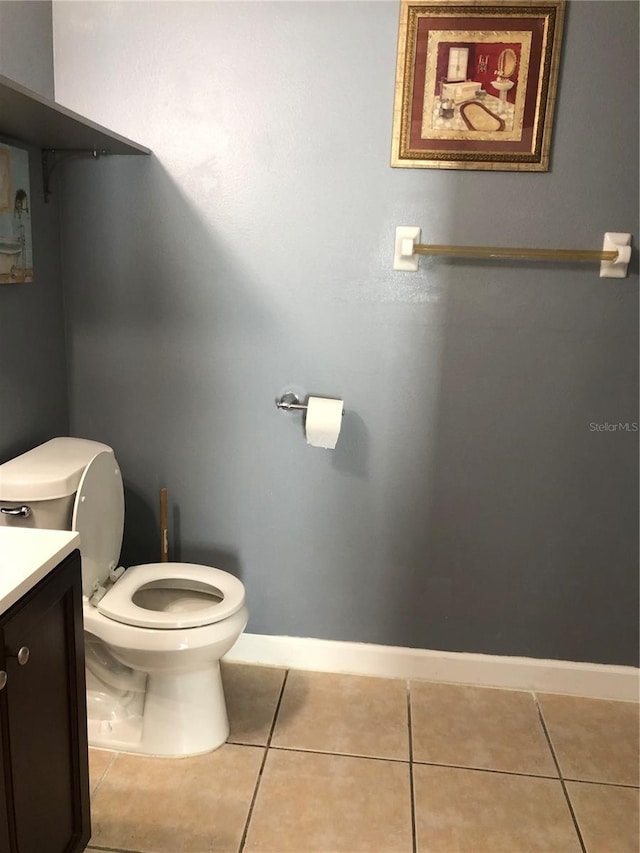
[0,143,33,283]
[391,1,565,171]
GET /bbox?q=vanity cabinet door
[0,550,90,853]
[0,683,13,851]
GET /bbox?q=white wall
[51,1,639,665]
[0,0,54,98]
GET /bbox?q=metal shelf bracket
[41,148,110,202]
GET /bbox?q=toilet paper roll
[305,396,344,449]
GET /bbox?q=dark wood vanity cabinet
[0,550,91,853]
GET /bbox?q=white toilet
[0,437,248,757]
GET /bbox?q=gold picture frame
[391,0,565,171]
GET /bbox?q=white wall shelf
[0,73,150,154]
[0,73,150,199]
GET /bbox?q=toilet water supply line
[89,487,168,607]
[160,487,169,562]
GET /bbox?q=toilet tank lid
[0,437,115,501]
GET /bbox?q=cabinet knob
[0,671,6,690]
[10,647,30,666]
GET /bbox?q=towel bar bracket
[601,233,632,278]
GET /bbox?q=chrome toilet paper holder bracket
[276,392,308,412]
[276,392,345,416]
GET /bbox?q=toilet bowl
[0,437,248,756]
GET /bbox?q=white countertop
[0,528,80,613]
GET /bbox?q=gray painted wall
[53,1,638,666]
[0,0,68,462]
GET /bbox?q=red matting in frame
[410,13,546,154]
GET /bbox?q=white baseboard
[225,633,639,702]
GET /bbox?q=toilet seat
[71,450,244,632]
[72,450,125,598]
[97,562,246,630]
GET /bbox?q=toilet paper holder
[276,392,308,412]
[276,392,345,416]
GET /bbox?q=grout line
[265,744,411,764]
[536,698,587,853]
[407,680,417,853]
[88,750,143,853]
[89,747,119,799]
[562,777,640,790]
[411,760,563,781]
[229,737,621,788]
[254,742,568,781]
[266,669,289,746]
[238,668,290,852]
[87,846,146,853]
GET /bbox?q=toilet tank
[0,437,114,530]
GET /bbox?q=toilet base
[87,662,229,757]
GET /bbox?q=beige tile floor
[86,663,639,853]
